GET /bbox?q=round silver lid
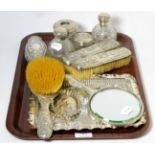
[53,19,78,37]
[98,12,110,27]
[73,32,94,47]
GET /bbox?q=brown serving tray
[6,33,150,140]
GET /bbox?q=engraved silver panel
[63,40,131,70]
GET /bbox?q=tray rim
[6,32,151,140]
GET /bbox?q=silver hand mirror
[90,88,143,126]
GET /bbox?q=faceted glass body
[92,24,117,42]
[48,37,75,59]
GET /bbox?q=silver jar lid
[98,12,110,27]
[73,32,94,47]
[53,19,78,37]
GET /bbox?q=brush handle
[37,96,54,139]
[65,75,96,94]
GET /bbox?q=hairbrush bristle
[26,57,65,95]
[65,56,131,80]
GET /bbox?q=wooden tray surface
[6,33,150,140]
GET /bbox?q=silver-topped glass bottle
[48,27,75,59]
[92,12,117,42]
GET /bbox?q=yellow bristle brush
[65,56,131,80]
[64,47,132,80]
[26,57,65,139]
[26,57,65,95]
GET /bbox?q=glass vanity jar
[25,36,47,61]
[48,27,75,59]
